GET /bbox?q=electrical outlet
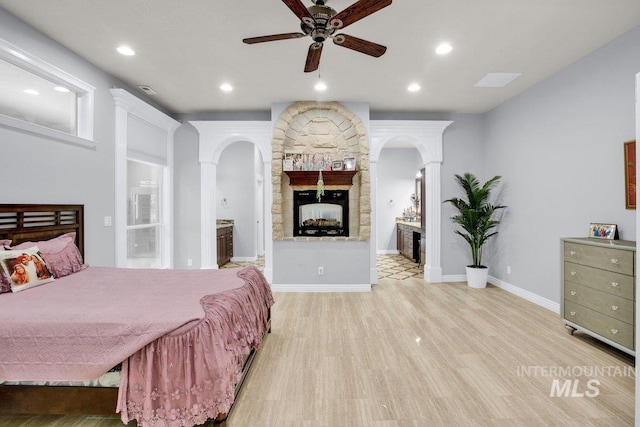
[507,266,511,274]
[318,267,324,275]
[187,259,193,267]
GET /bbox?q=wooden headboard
[0,204,84,257]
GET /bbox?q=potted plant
[444,173,506,288]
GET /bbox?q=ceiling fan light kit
[243,0,392,73]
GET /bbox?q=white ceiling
[1,0,639,115]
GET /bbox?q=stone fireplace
[271,101,370,242]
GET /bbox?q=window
[0,37,95,148]
[127,160,164,268]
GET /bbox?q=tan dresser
[561,237,636,355]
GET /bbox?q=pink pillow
[9,232,86,279]
[0,240,12,293]
[0,270,10,293]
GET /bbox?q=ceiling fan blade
[330,0,392,29]
[282,0,315,22]
[304,43,323,73]
[243,33,306,44]
[333,34,387,57]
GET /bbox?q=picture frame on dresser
[588,223,618,240]
[623,140,635,209]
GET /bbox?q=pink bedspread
[118,266,273,426]
[1,266,254,380]
[0,265,274,427]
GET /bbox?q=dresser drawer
[564,300,634,349]
[564,242,634,275]
[564,282,634,324]
[564,261,634,300]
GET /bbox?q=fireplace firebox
[294,190,349,237]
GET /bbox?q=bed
[0,204,273,426]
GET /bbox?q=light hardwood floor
[0,278,635,426]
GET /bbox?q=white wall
[482,26,640,302]
[377,147,422,253]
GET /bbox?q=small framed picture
[331,160,344,171]
[343,157,356,171]
[589,223,618,240]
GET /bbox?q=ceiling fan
[243,0,392,73]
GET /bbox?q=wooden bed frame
[0,204,269,425]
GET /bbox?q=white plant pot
[466,266,488,289]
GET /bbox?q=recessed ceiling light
[474,72,522,88]
[314,81,327,91]
[23,89,39,95]
[117,46,135,56]
[54,86,70,93]
[220,83,233,92]
[435,43,453,55]
[407,83,421,92]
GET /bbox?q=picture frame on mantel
[589,223,618,240]
[331,160,344,171]
[624,140,636,209]
[343,157,356,171]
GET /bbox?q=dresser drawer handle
[569,311,576,316]
[611,305,619,311]
[611,282,619,287]
[570,291,577,296]
[610,258,619,264]
[611,329,618,334]
[570,251,577,256]
[570,271,577,276]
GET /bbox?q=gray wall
[217,141,256,260]
[480,26,640,302]
[173,122,201,268]
[0,8,162,267]
[376,147,422,252]
[3,6,639,304]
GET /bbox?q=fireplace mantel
[284,170,357,186]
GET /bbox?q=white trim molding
[111,88,180,268]
[0,37,96,148]
[370,120,452,283]
[189,120,273,280]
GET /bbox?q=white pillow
[0,246,54,292]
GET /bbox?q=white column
[200,162,217,269]
[263,160,274,283]
[369,160,379,283]
[423,161,442,282]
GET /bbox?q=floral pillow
[9,232,87,279]
[0,246,54,292]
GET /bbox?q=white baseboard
[489,275,559,313]
[377,249,400,255]
[230,256,257,262]
[270,283,371,292]
[442,274,467,283]
[441,274,559,313]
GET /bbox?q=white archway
[189,121,273,281]
[369,120,452,283]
